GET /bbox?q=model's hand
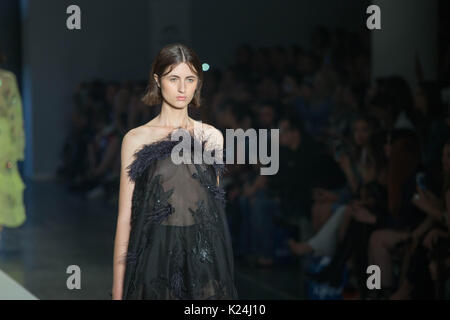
[111,285,123,300]
[111,292,122,300]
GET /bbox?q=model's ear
[153,74,159,87]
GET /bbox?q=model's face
[155,62,199,108]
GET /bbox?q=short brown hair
[142,43,203,108]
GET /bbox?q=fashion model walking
[112,43,238,300]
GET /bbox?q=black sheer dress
[121,128,238,300]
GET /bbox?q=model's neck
[157,103,192,128]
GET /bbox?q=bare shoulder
[199,122,224,149]
[123,126,145,147]
[121,126,160,157]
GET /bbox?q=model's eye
[188,78,195,83]
[170,78,177,82]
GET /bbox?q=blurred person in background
[128,80,153,129]
[292,66,338,139]
[68,108,121,200]
[367,129,430,299]
[309,114,376,233]
[390,138,450,299]
[0,47,26,245]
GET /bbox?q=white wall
[371,0,438,86]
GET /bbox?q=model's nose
[178,81,186,92]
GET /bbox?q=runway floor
[0,269,37,300]
[0,180,305,300]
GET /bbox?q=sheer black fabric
[122,128,238,300]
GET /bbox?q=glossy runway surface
[0,269,38,300]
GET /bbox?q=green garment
[0,69,25,228]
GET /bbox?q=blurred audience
[57,26,450,299]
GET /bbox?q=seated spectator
[367,129,429,299]
[292,66,337,138]
[69,109,121,199]
[268,108,324,222]
[288,134,389,298]
[57,105,91,184]
[127,80,153,129]
[309,114,376,233]
[390,138,450,299]
[412,80,444,162]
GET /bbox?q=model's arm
[112,131,139,300]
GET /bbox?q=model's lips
[177,96,186,100]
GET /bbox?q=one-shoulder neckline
[126,127,226,182]
[140,127,197,148]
